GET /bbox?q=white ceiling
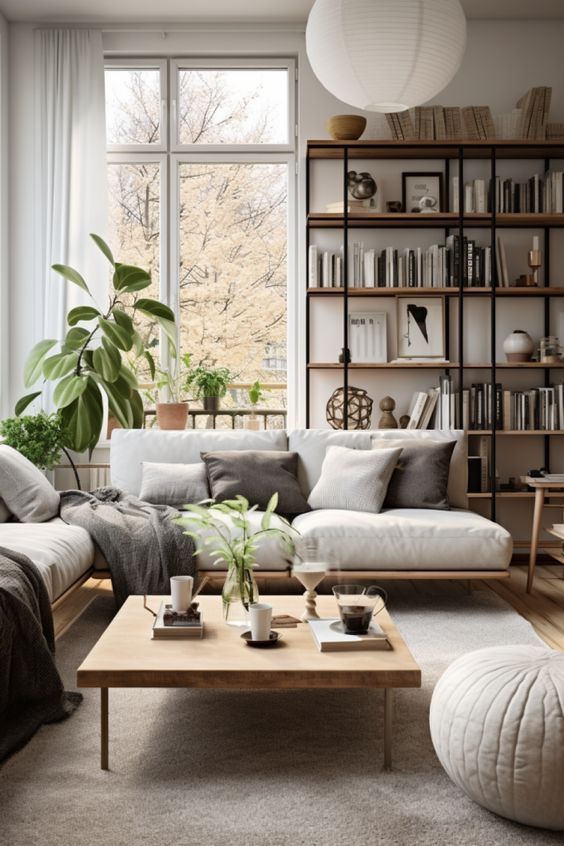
[1,0,564,24]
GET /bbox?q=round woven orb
[326,386,373,430]
[430,646,564,830]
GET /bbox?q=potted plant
[149,352,193,430]
[16,234,177,453]
[245,380,266,430]
[175,493,296,621]
[188,364,232,412]
[0,411,81,488]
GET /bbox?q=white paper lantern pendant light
[306,0,467,113]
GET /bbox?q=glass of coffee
[332,584,387,635]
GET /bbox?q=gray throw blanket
[0,547,82,762]
[59,488,196,609]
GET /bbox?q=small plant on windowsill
[245,380,267,430]
[187,364,232,413]
[145,352,193,430]
[0,411,81,488]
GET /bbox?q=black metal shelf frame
[305,140,563,521]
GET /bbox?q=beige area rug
[0,583,560,846]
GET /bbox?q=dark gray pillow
[201,450,310,516]
[372,439,456,510]
[139,462,210,507]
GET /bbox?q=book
[308,245,319,287]
[406,391,429,429]
[308,618,390,652]
[152,602,204,639]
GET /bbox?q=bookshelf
[305,139,564,524]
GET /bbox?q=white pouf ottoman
[430,645,564,831]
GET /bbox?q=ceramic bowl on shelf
[326,114,366,140]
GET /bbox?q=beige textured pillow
[139,462,210,507]
[308,445,402,513]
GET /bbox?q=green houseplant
[188,364,232,412]
[0,411,81,487]
[16,234,177,452]
[175,493,296,620]
[148,352,193,430]
[245,380,267,430]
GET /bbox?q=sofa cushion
[111,429,288,496]
[291,508,512,571]
[139,462,210,507]
[0,444,60,522]
[370,429,467,508]
[0,518,95,601]
[202,450,310,516]
[189,510,293,572]
[0,498,11,522]
[372,439,456,510]
[308,445,402,513]
[288,429,374,497]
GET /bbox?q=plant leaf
[23,338,57,387]
[134,299,175,321]
[51,264,91,295]
[15,391,42,415]
[42,352,78,380]
[98,317,133,352]
[90,233,115,267]
[119,363,139,390]
[53,373,88,408]
[92,346,120,382]
[143,350,156,380]
[113,263,151,293]
[112,308,134,334]
[130,389,144,428]
[102,375,134,428]
[67,306,100,326]
[60,378,103,452]
[62,326,91,352]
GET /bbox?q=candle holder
[527,248,542,287]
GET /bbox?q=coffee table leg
[101,688,109,770]
[384,688,392,771]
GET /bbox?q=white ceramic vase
[503,330,534,362]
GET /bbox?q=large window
[105,59,295,413]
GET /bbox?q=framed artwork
[348,311,387,363]
[401,171,444,213]
[397,297,445,359]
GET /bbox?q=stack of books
[451,171,564,214]
[516,87,552,140]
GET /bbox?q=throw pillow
[139,462,210,507]
[307,445,402,513]
[372,439,456,510]
[0,498,11,522]
[0,444,60,522]
[201,450,310,516]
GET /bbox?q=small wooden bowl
[326,114,367,141]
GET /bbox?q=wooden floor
[53,565,564,649]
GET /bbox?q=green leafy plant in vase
[187,364,232,412]
[16,233,177,453]
[246,380,267,430]
[175,493,296,622]
[0,411,81,488]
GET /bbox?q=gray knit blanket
[59,487,196,609]
[0,547,82,762]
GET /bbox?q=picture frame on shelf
[349,311,387,363]
[402,171,444,213]
[397,296,445,359]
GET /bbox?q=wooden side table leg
[527,488,545,594]
[101,688,109,770]
[383,688,393,771]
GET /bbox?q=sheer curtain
[35,29,108,405]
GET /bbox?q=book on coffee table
[152,602,204,639]
[308,618,390,652]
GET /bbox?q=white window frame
[105,58,168,154]
[170,57,296,154]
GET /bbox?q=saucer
[241,630,282,648]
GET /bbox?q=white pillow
[0,444,60,522]
[307,445,402,513]
[139,461,210,507]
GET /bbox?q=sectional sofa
[0,428,513,604]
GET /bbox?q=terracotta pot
[156,402,189,430]
[106,415,121,439]
[326,114,366,141]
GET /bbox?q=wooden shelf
[307,139,564,160]
[468,492,535,499]
[308,361,457,370]
[308,212,564,229]
[466,362,564,369]
[468,430,564,436]
[307,286,564,297]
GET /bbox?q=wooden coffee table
[77,594,421,771]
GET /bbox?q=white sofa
[0,427,512,603]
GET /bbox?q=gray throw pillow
[139,462,210,507]
[0,498,11,522]
[372,439,456,510]
[308,445,402,513]
[0,444,60,522]
[201,450,310,516]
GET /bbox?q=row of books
[516,87,552,141]
[308,239,493,289]
[407,379,564,432]
[452,172,564,214]
[385,105,495,141]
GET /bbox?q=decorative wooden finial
[379,396,398,429]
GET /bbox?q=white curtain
[35,29,108,405]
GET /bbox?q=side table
[524,476,564,593]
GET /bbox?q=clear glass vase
[222,565,259,624]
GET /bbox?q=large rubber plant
[16,234,176,452]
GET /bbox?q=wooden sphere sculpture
[326,386,373,430]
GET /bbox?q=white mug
[250,603,272,641]
[170,575,193,613]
